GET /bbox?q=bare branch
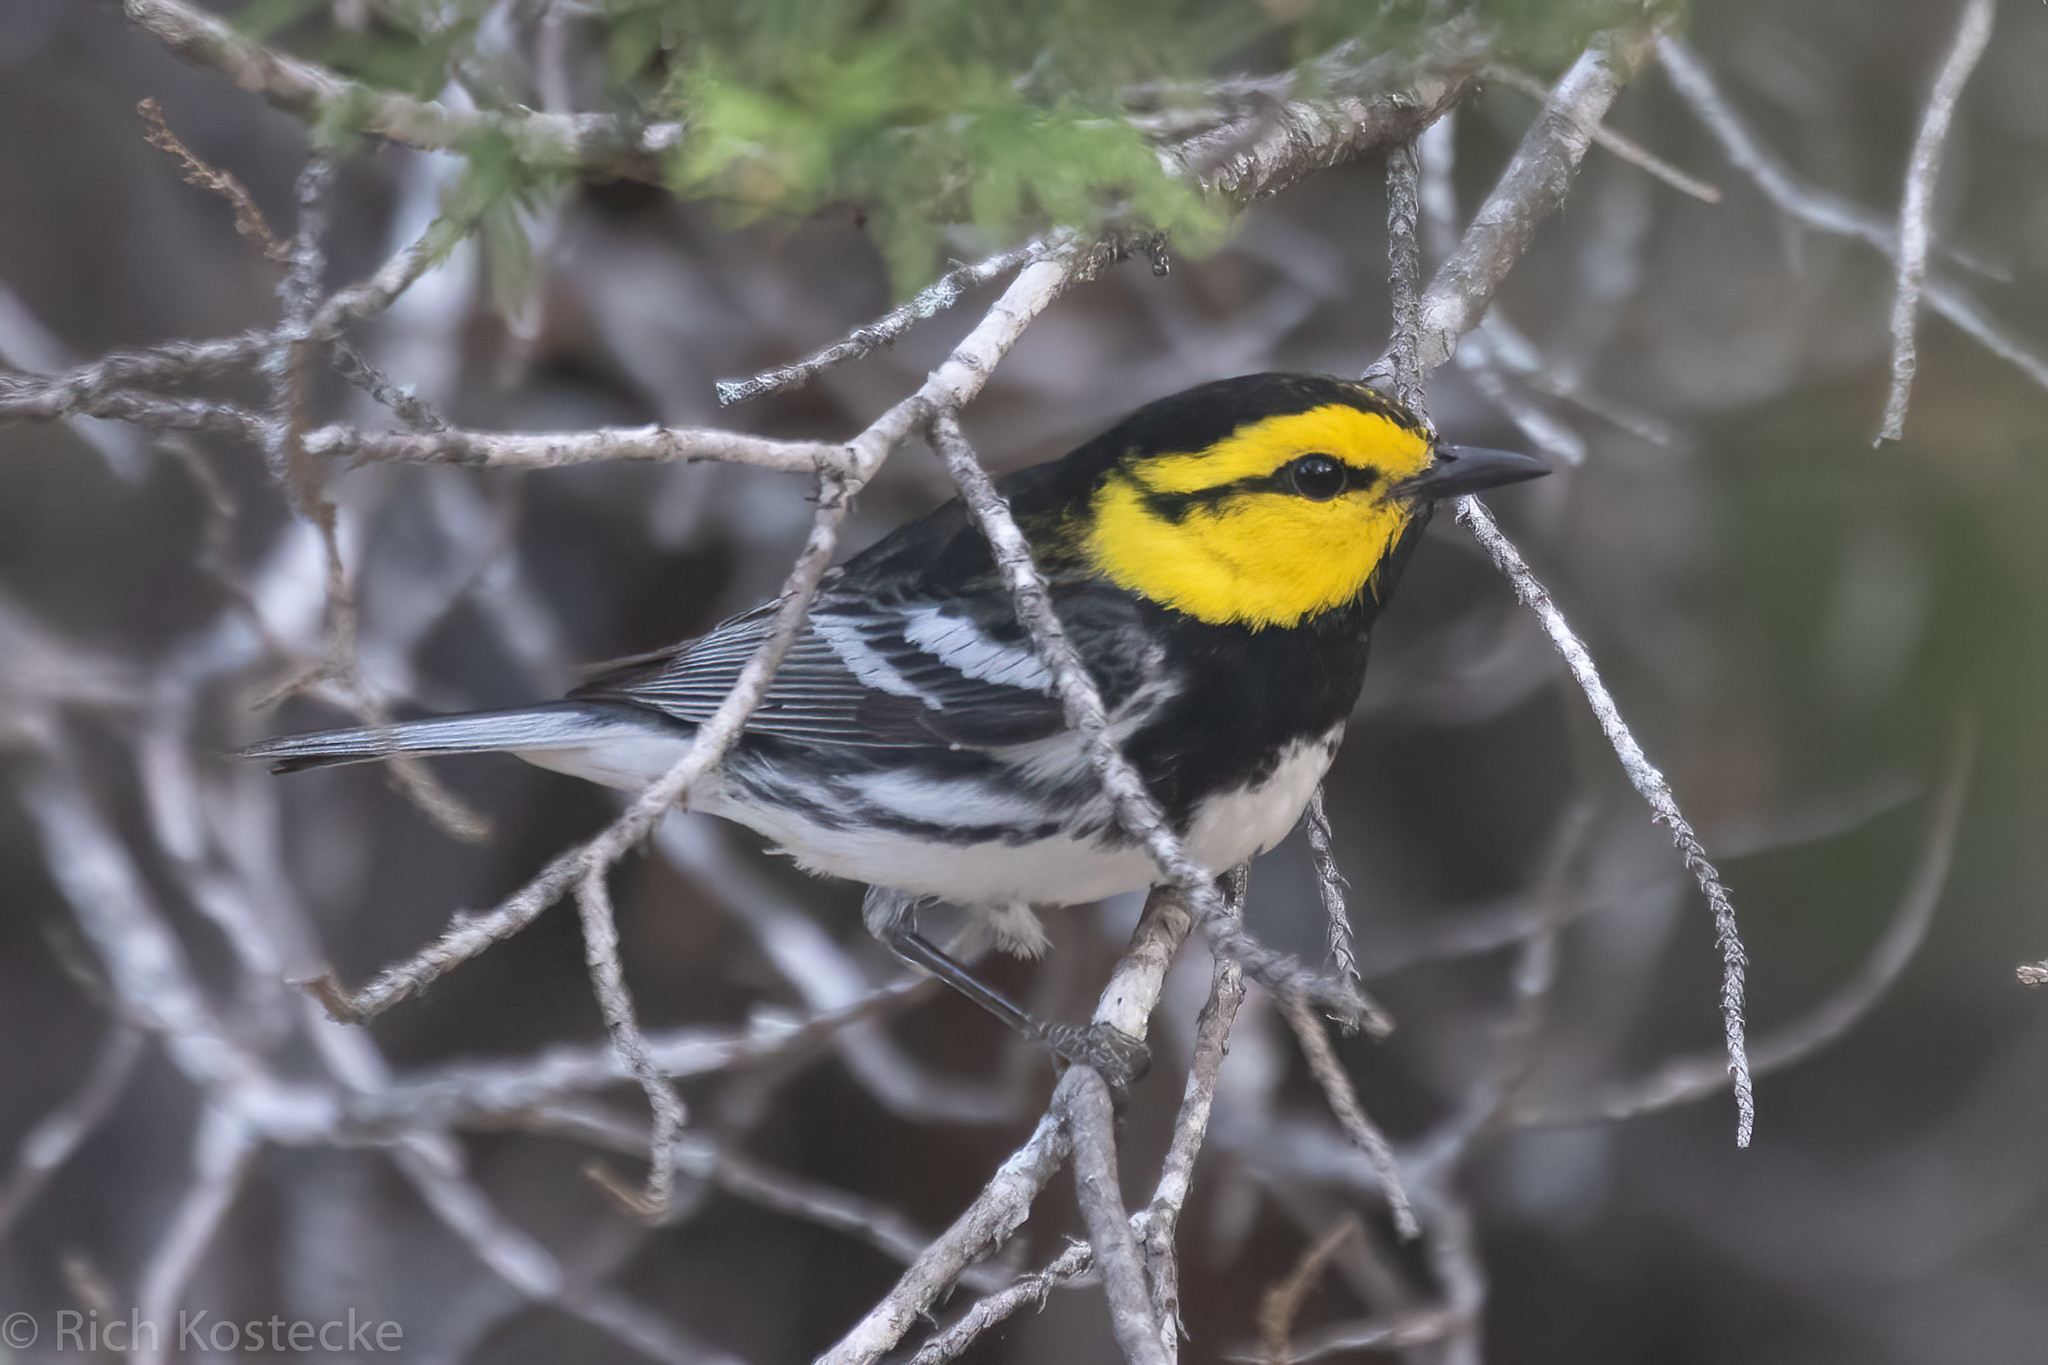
[303,421,849,476]
[1656,34,2048,395]
[1456,496,1754,1145]
[0,1023,145,1239]
[1522,717,1973,1127]
[1257,1216,1361,1365]
[1302,793,1382,1024]
[1171,22,1489,207]
[133,1106,257,1365]
[1877,0,1996,442]
[1380,138,1426,412]
[908,1242,1095,1365]
[123,0,679,184]
[1408,30,1651,371]
[1485,64,1722,204]
[1142,886,1246,1360]
[1070,1068,1169,1365]
[1279,997,1417,1239]
[820,1106,1070,1365]
[718,240,1056,406]
[137,96,288,262]
[574,870,687,1220]
[820,884,1194,1365]
[303,478,851,1022]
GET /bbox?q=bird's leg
[863,886,1151,1096]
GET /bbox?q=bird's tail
[238,701,652,775]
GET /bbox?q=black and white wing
[570,588,1147,751]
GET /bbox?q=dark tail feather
[239,701,642,774]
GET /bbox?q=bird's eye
[1287,454,1348,501]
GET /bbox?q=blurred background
[2,0,2047,1361]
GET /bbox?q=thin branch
[1656,34,2048,395]
[1279,996,1417,1239]
[1381,138,1426,412]
[302,478,851,1022]
[1069,1068,1169,1365]
[0,1023,146,1239]
[1170,21,1490,207]
[819,885,1194,1365]
[302,421,849,476]
[137,97,288,262]
[1877,0,1996,443]
[124,0,679,184]
[574,871,687,1220]
[133,1107,257,1365]
[1143,868,1250,1361]
[1521,717,1973,1127]
[907,1242,1095,1365]
[717,240,1055,406]
[1456,496,1754,1145]
[819,1108,1071,1365]
[1303,791,1366,996]
[1407,29,1651,371]
[1258,1216,1362,1365]
[1485,64,1722,203]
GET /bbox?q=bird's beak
[1392,445,1551,501]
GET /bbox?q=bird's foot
[1039,1020,1152,1100]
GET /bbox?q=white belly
[715,728,1344,908]
[517,725,1344,910]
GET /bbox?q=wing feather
[570,588,1146,751]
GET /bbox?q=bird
[243,373,1548,1083]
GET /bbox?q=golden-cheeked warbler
[245,373,1547,1079]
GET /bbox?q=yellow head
[1069,375,1485,630]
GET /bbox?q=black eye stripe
[1128,458,1385,521]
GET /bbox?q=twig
[302,421,849,475]
[137,96,287,263]
[1407,30,1650,371]
[302,477,850,1021]
[574,870,687,1220]
[1456,496,1754,1145]
[0,1023,145,1239]
[1304,793,1368,1007]
[1522,717,1973,1127]
[1242,1308,1456,1364]
[1142,871,1250,1362]
[1486,64,1722,203]
[1656,34,2048,395]
[717,240,1054,406]
[1278,997,1417,1239]
[1877,0,1996,443]
[1170,20,1490,207]
[133,1106,257,1365]
[908,1242,1095,1365]
[1257,1215,1362,1365]
[339,982,923,1133]
[123,0,678,185]
[1381,138,1426,412]
[819,885,1194,1365]
[819,1106,1071,1365]
[1069,1068,1169,1365]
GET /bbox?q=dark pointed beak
[1392,445,1551,501]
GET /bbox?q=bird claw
[1040,1020,1152,1100]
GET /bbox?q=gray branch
[1877,0,1997,442]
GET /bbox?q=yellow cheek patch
[1082,403,1431,629]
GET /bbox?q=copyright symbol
[1,1313,36,1348]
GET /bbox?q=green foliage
[254,0,1665,297]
